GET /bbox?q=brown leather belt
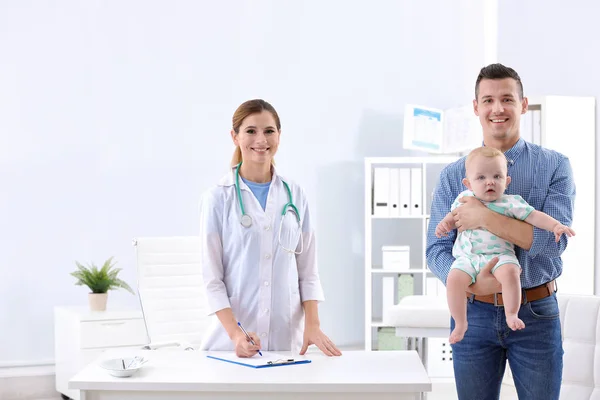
[466,280,557,306]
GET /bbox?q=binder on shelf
[377,327,406,350]
[373,167,390,217]
[382,276,395,322]
[410,168,422,215]
[399,168,411,216]
[207,352,311,369]
[398,274,414,301]
[389,168,400,217]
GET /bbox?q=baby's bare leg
[492,263,525,331]
[447,269,473,344]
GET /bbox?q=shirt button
[265,254,271,259]
[264,281,270,286]
[264,308,269,314]
[264,225,270,230]
[261,332,267,337]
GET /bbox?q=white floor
[0,375,60,400]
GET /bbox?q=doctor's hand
[300,325,342,357]
[233,331,262,358]
[453,196,490,232]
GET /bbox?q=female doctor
[199,99,341,358]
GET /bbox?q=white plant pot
[89,292,108,311]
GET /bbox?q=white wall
[497,0,599,293]
[0,0,485,364]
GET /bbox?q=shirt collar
[482,138,526,164]
[504,138,526,164]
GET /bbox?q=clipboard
[206,352,311,369]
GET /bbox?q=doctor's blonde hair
[231,99,281,167]
[465,146,508,173]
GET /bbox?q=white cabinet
[54,306,147,400]
[364,157,458,351]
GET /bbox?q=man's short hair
[475,63,524,100]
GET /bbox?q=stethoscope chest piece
[240,214,253,228]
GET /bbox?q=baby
[435,146,575,344]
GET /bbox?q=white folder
[382,276,395,321]
[389,168,400,217]
[373,167,390,217]
[399,168,411,216]
[410,168,422,215]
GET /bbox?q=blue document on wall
[207,352,311,369]
[402,104,481,154]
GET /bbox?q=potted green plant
[71,256,135,311]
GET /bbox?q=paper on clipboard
[206,352,311,368]
[403,105,443,152]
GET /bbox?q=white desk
[69,349,431,400]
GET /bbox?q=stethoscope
[235,162,303,254]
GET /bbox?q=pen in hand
[237,321,263,356]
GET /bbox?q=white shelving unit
[364,156,458,351]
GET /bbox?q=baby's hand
[553,224,576,242]
[435,220,454,238]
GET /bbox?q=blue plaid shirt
[426,139,575,289]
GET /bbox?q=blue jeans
[451,293,563,400]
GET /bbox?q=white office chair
[133,236,211,351]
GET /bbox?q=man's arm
[453,195,534,249]
[483,210,534,250]
[479,157,574,256]
[527,157,575,258]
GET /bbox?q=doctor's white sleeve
[199,190,230,315]
[295,188,325,302]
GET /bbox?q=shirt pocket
[278,211,303,253]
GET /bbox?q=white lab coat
[199,166,325,352]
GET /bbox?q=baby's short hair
[465,147,508,172]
